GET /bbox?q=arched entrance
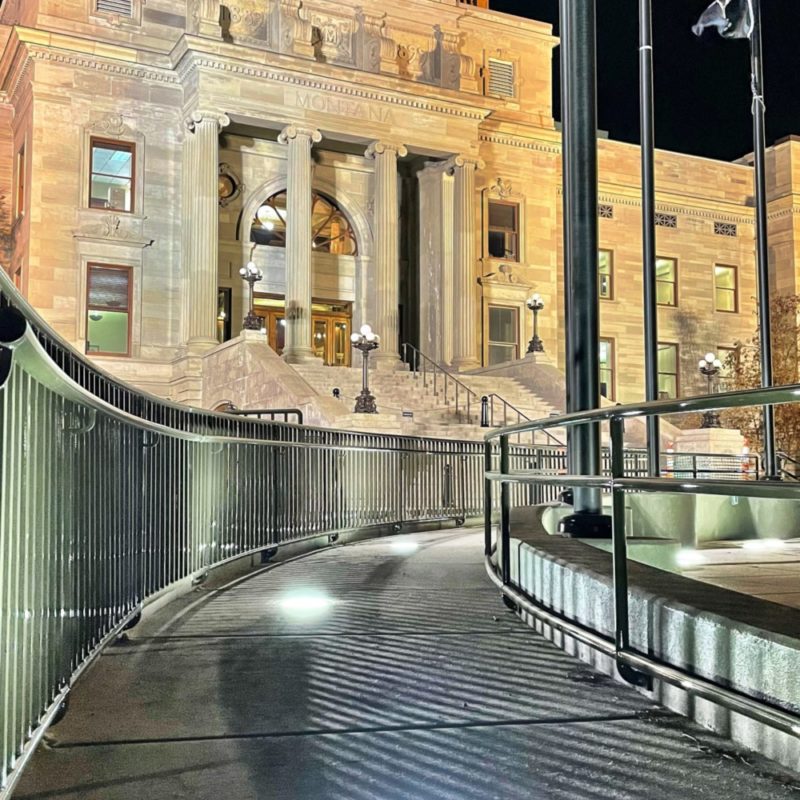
[247,189,358,366]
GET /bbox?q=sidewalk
[14,530,800,799]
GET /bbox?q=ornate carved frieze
[489,176,515,198]
[188,0,223,37]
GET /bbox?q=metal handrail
[484,382,800,739]
[401,342,564,447]
[228,407,304,424]
[777,450,800,481]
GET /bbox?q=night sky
[491,1,800,162]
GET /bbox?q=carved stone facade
[0,2,798,407]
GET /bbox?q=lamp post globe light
[351,324,380,413]
[526,293,545,353]
[698,351,723,429]
[239,260,263,331]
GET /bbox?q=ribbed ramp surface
[15,531,799,799]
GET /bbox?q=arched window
[250,191,358,255]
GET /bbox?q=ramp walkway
[14,531,799,800]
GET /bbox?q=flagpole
[750,0,777,478]
[639,0,660,477]
[558,0,609,537]
[559,0,574,476]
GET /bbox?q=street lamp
[526,293,545,353]
[698,351,723,429]
[239,260,263,331]
[351,323,380,413]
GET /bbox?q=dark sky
[490,1,799,162]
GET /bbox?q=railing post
[480,395,489,427]
[484,441,493,555]
[500,434,511,585]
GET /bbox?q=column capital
[419,159,452,177]
[278,125,322,145]
[365,141,408,160]
[445,154,485,173]
[185,110,230,133]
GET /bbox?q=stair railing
[401,343,564,447]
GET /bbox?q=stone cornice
[178,53,489,121]
[479,131,561,155]
[556,186,755,226]
[27,45,178,85]
[767,205,800,222]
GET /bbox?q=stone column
[183,110,229,351]
[418,161,454,364]
[449,155,482,371]
[366,140,407,369]
[278,124,321,364]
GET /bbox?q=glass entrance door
[253,296,351,366]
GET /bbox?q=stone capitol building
[1,0,799,434]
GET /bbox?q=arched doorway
[248,190,357,366]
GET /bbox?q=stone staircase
[293,361,565,444]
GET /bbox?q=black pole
[640,0,660,477]
[559,0,574,476]
[559,0,609,537]
[750,0,777,479]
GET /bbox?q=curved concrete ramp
[15,531,799,799]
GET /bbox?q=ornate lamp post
[526,293,545,353]
[698,352,723,429]
[239,260,263,331]
[351,324,380,413]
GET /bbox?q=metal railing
[484,384,800,740]
[401,342,563,447]
[777,450,800,481]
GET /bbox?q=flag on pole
[692,0,754,39]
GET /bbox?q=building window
[86,265,131,356]
[487,305,518,365]
[217,288,232,344]
[714,265,737,312]
[599,338,615,400]
[487,200,519,261]
[14,144,25,219]
[657,342,679,399]
[90,138,134,212]
[598,203,614,219]
[656,257,677,306]
[251,191,358,255]
[655,213,677,228]
[599,250,613,299]
[486,58,515,99]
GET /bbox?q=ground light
[676,548,705,568]
[390,540,419,555]
[278,589,334,615]
[742,538,783,552]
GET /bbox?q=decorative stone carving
[271,0,314,59]
[88,113,133,138]
[434,26,462,90]
[188,0,223,38]
[227,4,270,46]
[309,11,356,65]
[218,163,244,208]
[355,9,395,73]
[490,177,514,198]
[73,212,153,249]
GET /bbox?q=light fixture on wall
[89,312,103,322]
